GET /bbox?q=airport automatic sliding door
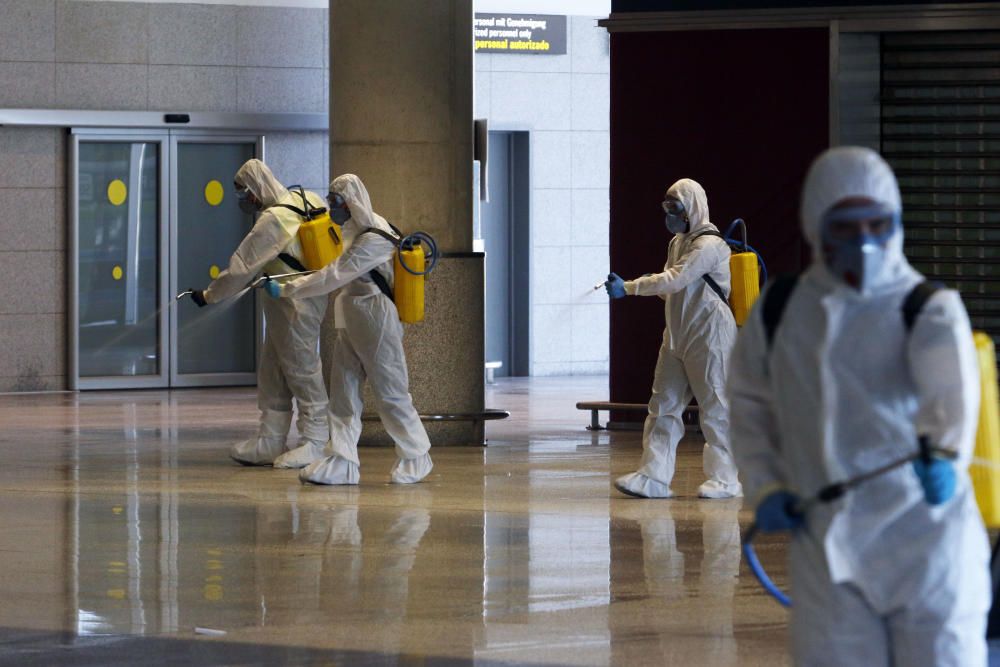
[71,131,263,390]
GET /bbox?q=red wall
[609,27,829,409]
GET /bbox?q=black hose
[397,231,440,276]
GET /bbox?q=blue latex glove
[912,457,956,505]
[755,490,805,533]
[263,279,282,298]
[605,272,626,299]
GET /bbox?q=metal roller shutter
[881,31,1000,340]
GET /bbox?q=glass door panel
[171,138,259,386]
[75,139,166,387]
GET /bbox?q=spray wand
[743,440,958,607]
[175,271,317,302]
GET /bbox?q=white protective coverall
[278,174,433,485]
[204,159,329,466]
[615,179,742,499]
[729,147,990,666]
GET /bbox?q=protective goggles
[661,198,685,216]
[821,203,899,243]
[234,186,250,200]
[327,192,346,209]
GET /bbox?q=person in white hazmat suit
[189,159,329,466]
[265,173,433,484]
[729,146,990,666]
[605,178,742,499]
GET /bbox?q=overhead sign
[474,14,567,55]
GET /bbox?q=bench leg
[586,409,604,431]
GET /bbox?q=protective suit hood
[800,146,910,295]
[234,158,289,209]
[329,173,395,241]
[665,178,713,236]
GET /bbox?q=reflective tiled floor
[0,377,794,666]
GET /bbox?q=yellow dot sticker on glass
[112,266,124,281]
[203,584,224,601]
[204,180,224,206]
[209,265,220,280]
[107,179,127,206]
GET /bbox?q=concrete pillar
[327,0,485,445]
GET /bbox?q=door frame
[69,129,171,390]
[69,129,266,390]
[167,131,264,388]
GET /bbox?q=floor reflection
[0,379,792,665]
[608,500,743,666]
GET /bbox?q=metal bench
[576,401,700,431]
[362,409,510,428]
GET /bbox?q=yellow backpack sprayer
[972,331,1000,527]
[742,276,1000,607]
[359,224,440,324]
[225,208,440,324]
[695,218,765,326]
[275,186,344,271]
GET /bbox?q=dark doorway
[481,131,529,377]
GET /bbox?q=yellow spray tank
[971,332,1000,527]
[276,187,344,270]
[362,226,439,324]
[723,219,763,327]
[395,242,427,324]
[730,252,761,327]
[298,209,343,270]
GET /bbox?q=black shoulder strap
[358,229,397,301]
[690,229,731,252]
[689,229,730,302]
[702,275,727,301]
[360,226,402,244]
[274,187,327,220]
[368,269,394,301]
[902,281,943,332]
[357,225,402,301]
[278,252,306,273]
[763,275,801,348]
[275,203,307,217]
